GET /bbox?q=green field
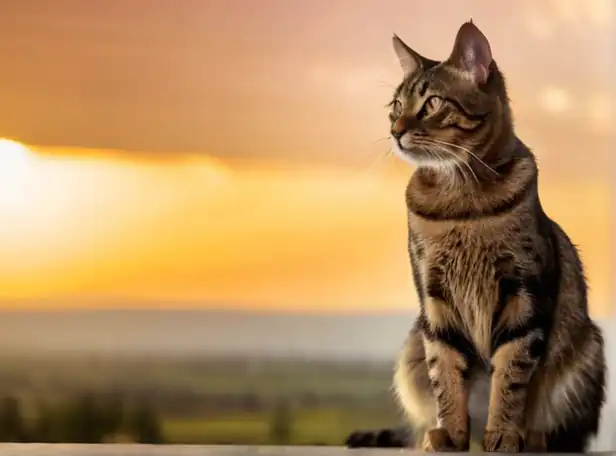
[164,407,399,445]
[0,354,393,399]
[0,353,403,445]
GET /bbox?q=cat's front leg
[484,323,544,453]
[421,307,474,452]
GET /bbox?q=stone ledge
[0,445,606,456]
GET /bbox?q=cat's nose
[391,117,408,140]
[391,129,405,140]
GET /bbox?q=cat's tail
[345,426,412,448]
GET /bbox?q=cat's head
[389,21,512,172]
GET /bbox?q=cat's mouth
[391,136,451,167]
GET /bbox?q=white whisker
[429,143,480,185]
[423,138,500,177]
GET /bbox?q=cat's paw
[483,428,524,452]
[422,428,466,452]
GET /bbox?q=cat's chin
[391,140,421,164]
[390,138,444,167]
[392,143,450,170]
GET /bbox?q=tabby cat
[346,21,606,453]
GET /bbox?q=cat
[346,20,606,453]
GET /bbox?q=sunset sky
[0,0,613,316]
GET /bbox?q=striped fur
[347,21,606,453]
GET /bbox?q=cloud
[587,93,612,134]
[307,62,398,98]
[539,86,571,115]
[523,0,612,38]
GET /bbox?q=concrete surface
[0,445,610,455]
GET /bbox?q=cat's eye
[417,96,444,120]
[425,96,443,112]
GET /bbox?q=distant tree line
[151,390,374,417]
[0,394,164,443]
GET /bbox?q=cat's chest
[421,231,497,302]
[410,220,503,352]
[417,226,498,359]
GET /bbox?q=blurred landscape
[0,309,611,447]
[0,353,397,445]
[0,309,413,445]
[0,310,416,359]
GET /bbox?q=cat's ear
[448,21,492,84]
[392,34,428,75]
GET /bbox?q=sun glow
[0,146,240,301]
[0,141,609,316]
[0,138,32,162]
[0,139,37,211]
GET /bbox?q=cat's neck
[406,137,538,220]
[416,135,522,189]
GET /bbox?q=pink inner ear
[451,22,492,84]
[463,47,489,84]
[474,64,489,85]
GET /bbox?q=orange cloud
[0,145,611,317]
